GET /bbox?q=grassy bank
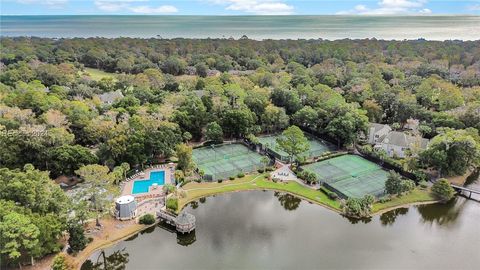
[179,173,437,215]
[179,174,341,212]
[372,188,437,213]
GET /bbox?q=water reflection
[189,200,199,209]
[177,231,196,246]
[417,197,467,226]
[82,191,480,270]
[343,215,372,224]
[81,249,129,270]
[380,208,409,226]
[274,192,301,211]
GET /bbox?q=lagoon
[82,176,480,270]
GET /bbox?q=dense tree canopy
[420,128,480,176]
[0,35,479,266]
[0,165,69,266]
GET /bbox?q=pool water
[132,171,165,194]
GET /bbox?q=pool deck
[121,163,176,198]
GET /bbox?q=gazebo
[175,212,196,234]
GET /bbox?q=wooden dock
[452,184,480,199]
[157,210,196,234]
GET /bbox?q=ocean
[1,15,479,40]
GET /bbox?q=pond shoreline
[74,175,439,269]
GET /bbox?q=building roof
[382,131,429,149]
[98,90,124,104]
[369,123,391,134]
[176,212,195,225]
[116,195,135,204]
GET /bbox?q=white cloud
[337,0,431,15]
[130,5,178,14]
[94,0,177,14]
[419,8,432,14]
[209,0,294,15]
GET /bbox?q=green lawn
[82,67,117,81]
[372,188,437,212]
[180,174,341,212]
[179,174,437,216]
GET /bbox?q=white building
[367,123,392,145]
[115,195,137,220]
[375,131,429,158]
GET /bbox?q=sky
[1,0,480,15]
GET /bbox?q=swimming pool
[132,171,165,194]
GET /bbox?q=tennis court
[192,143,266,181]
[258,134,335,162]
[301,155,388,198]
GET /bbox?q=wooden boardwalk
[452,184,480,199]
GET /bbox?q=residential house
[98,90,124,105]
[375,131,429,158]
[367,123,392,145]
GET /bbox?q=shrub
[413,171,428,182]
[218,179,223,183]
[328,192,338,200]
[342,195,375,218]
[400,179,416,193]
[431,178,455,202]
[139,214,156,225]
[266,167,274,172]
[229,176,235,180]
[52,254,74,270]
[297,170,318,184]
[419,180,429,189]
[378,196,392,203]
[162,183,176,195]
[386,171,415,196]
[320,186,338,200]
[166,196,178,212]
[257,168,265,173]
[237,172,245,178]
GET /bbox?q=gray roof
[382,131,429,149]
[176,212,195,225]
[98,90,124,104]
[369,123,391,134]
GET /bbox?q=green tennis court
[301,155,388,198]
[258,134,335,162]
[192,143,266,181]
